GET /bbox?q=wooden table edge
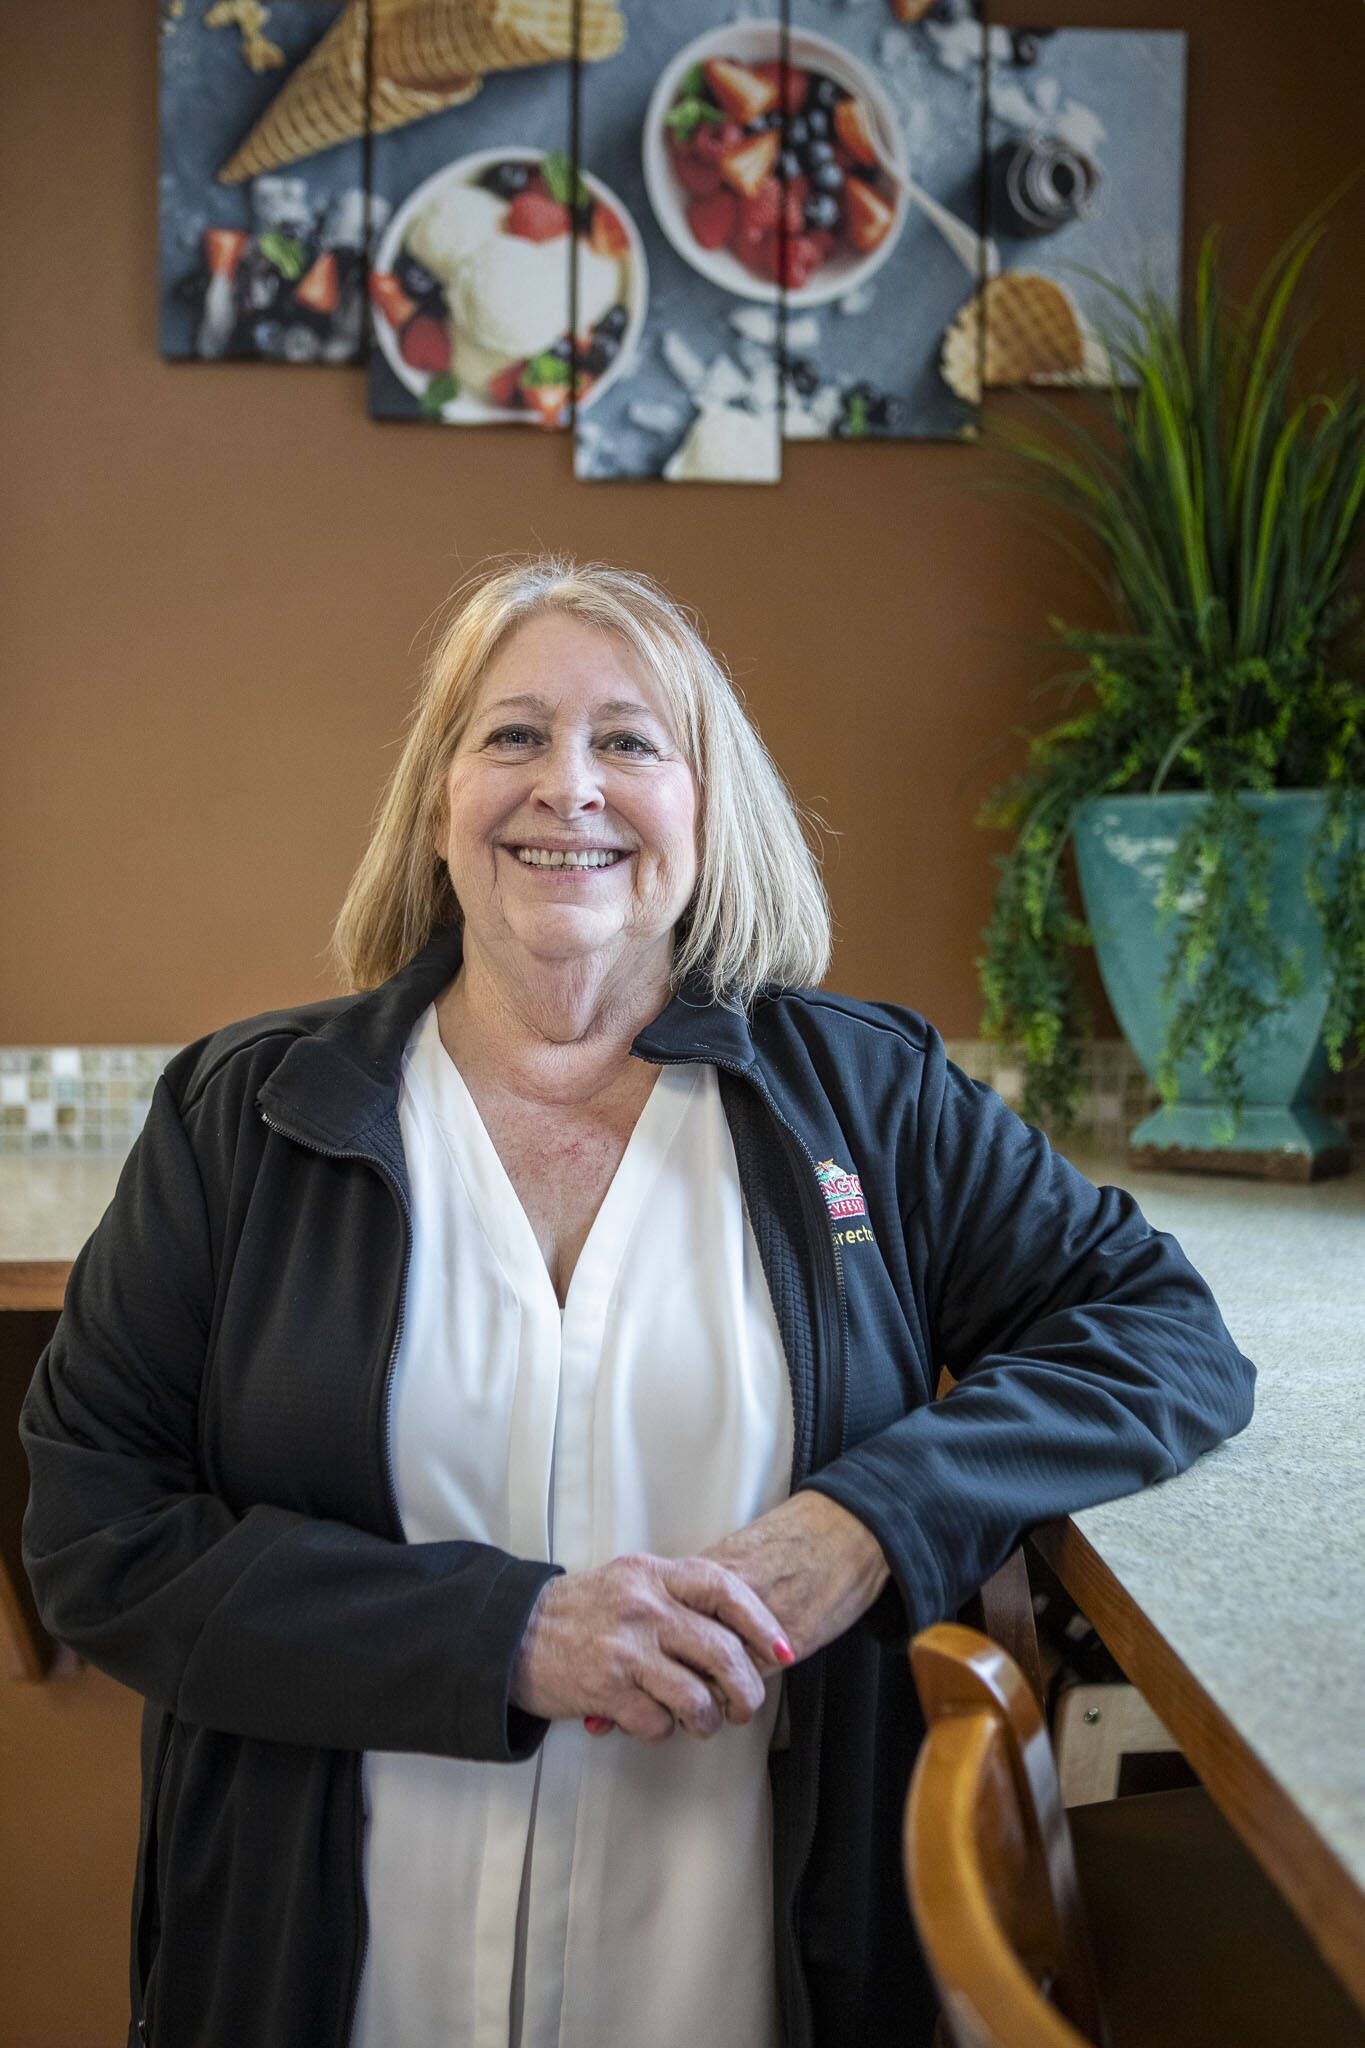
[1031,1517,1365,2014]
[0,1261,71,1312]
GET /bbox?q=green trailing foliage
[976,209,1365,1133]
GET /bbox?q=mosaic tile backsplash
[3,1040,1362,1162]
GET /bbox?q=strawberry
[203,228,248,281]
[671,145,724,199]
[740,174,782,238]
[738,227,782,283]
[688,189,738,251]
[752,59,810,117]
[783,173,809,237]
[369,271,417,330]
[399,312,451,374]
[781,230,832,291]
[506,190,572,241]
[833,96,879,168]
[692,116,745,164]
[524,381,571,427]
[589,204,629,258]
[703,56,779,125]
[294,250,340,316]
[487,360,526,408]
[719,129,780,199]
[844,178,895,253]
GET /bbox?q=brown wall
[3,0,1361,1047]
[1,1,1362,2040]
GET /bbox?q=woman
[22,557,1255,2048]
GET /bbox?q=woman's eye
[603,732,657,756]
[486,726,539,748]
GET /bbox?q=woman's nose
[531,738,605,815]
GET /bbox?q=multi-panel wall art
[159,0,1186,482]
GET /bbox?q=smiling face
[437,612,700,991]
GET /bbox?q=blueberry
[480,160,532,199]
[251,318,286,356]
[764,106,785,129]
[803,192,840,233]
[174,266,207,307]
[805,106,831,140]
[926,0,958,20]
[1011,31,1039,65]
[549,334,573,362]
[869,395,907,429]
[802,137,834,171]
[582,338,615,376]
[591,329,620,365]
[811,76,842,111]
[847,380,877,404]
[742,116,769,136]
[779,148,802,182]
[810,159,845,196]
[597,302,629,338]
[786,357,820,397]
[785,114,810,150]
[396,249,442,302]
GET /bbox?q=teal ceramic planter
[1071,791,1350,1178]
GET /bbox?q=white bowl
[642,24,909,309]
[373,147,648,421]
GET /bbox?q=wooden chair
[903,1623,1365,2048]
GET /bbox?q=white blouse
[352,1002,794,2048]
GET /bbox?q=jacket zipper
[259,1107,413,2048]
[133,1722,176,2045]
[646,1050,851,2048]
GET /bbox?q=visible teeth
[514,847,623,868]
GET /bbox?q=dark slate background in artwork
[159,1,367,362]
[366,51,575,425]
[984,26,1187,380]
[572,2,785,484]
[780,0,986,445]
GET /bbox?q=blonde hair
[330,555,832,1006]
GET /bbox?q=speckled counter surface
[0,1156,124,1272]
[2,1142,1362,1900]
[1058,1145,1365,1909]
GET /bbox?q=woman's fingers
[658,1556,794,1673]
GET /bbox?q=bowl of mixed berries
[371,147,647,424]
[644,24,908,307]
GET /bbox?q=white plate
[643,25,909,309]
[373,147,648,422]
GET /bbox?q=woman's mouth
[507,846,628,870]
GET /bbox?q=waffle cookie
[940,270,1087,400]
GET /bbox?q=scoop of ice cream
[664,403,779,483]
[577,243,625,334]
[452,232,571,359]
[407,185,506,287]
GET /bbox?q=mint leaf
[258,230,306,280]
[420,372,459,415]
[678,61,707,97]
[845,393,869,438]
[663,98,724,143]
[541,149,589,210]
[524,351,572,387]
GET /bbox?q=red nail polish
[584,1715,615,1734]
[773,1637,795,1666]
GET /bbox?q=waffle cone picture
[374,0,622,86]
[218,0,623,185]
[940,271,1086,400]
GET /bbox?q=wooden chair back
[904,1624,1108,2048]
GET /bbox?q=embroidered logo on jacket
[815,1159,875,1246]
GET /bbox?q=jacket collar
[257,923,759,1150]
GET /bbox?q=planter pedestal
[1073,791,1351,1182]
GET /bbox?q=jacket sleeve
[801,1030,1256,1638]
[19,1069,559,1761]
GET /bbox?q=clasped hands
[509,1491,890,1744]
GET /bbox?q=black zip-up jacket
[20,926,1256,2048]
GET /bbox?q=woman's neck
[435,939,673,1108]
